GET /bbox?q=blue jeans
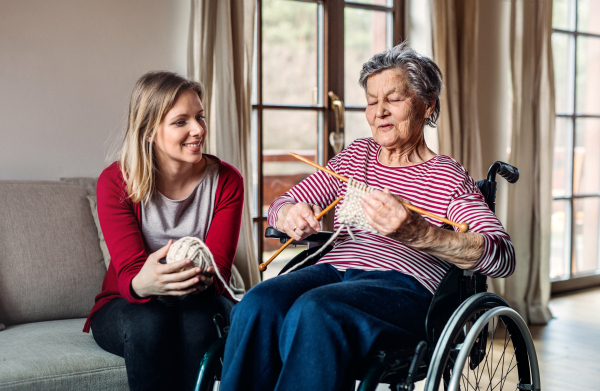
[221,264,433,391]
[91,291,233,391]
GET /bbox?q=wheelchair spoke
[492,362,517,391]
[489,327,517,390]
[487,317,497,390]
[474,331,490,386]
[481,318,498,391]
[493,351,517,391]
[488,324,512,385]
[467,354,471,388]
[460,372,477,390]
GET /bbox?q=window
[551,0,600,289]
[252,0,404,278]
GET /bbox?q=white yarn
[282,178,377,275]
[337,178,378,234]
[166,237,239,301]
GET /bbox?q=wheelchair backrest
[423,161,518,346]
[424,267,487,346]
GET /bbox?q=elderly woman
[221,43,515,391]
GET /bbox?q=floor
[527,287,600,391]
[373,287,600,390]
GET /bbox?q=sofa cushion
[87,195,111,269]
[60,177,98,197]
[0,318,127,391]
[0,181,106,326]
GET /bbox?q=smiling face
[365,68,429,151]
[152,89,207,169]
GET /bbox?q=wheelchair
[194,161,541,391]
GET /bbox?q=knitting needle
[289,152,469,233]
[259,196,344,272]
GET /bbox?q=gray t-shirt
[142,156,220,255]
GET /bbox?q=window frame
[252,0,405,275]
[551,0,600,293]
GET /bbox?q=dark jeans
[91,291,234,391]
[221,264,433,391]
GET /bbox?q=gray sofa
[0,179,128,390]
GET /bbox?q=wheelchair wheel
[194,336,227,391]
[424,293,540,391]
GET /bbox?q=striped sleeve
[446,178,515,278]
[267,158,342,228]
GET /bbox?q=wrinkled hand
[359,188,426,242]
[361,189,484,270]
[131,240,214,298]
[278,202,323,241]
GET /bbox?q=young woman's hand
[131,240,213,298]
[192,266,215,295]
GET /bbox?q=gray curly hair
[359,42,442,127]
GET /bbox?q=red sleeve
[96,163,151,305]
[205,160,244,296]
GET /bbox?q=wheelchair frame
[194,161,540,391]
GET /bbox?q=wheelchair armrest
[265,226,333,246]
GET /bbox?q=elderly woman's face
[365,68,424,150]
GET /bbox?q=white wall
[0,0,189,180]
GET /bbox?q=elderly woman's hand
[277,202,323,241]
[359,188,428,243]
[360,188,484,269]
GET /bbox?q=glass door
[252,0,403,279]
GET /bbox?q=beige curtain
[503,0,554,325]
[431,0,484,180]
[188,0,260,291]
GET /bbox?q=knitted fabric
[282,178,377,274]
[337,178,377,235]
[166,237,239,301]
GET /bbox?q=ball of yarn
[166,236,212,269]
[166,237,240,301]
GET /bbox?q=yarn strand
[282,177,377,275]
[167,237,240,301]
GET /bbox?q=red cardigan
[83,156,244,332]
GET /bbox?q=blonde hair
[119,71,204,204]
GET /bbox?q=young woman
[84,71,244,391]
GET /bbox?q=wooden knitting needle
[289,152,469,233]
[259,195,344,272]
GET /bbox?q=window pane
[574,118,600,195]
[552,0,573,30]
[344,110,371,147]
[261,220,305,280]
[552,33,573,114]
[262,0,318,105]
[344,7,390,107]
[573,198,600,275]
[345,0,391,6]
[576,36,600,115]
[551,200,571,279]
[262,109,318,215]
[577,0,600,35]
[552,117,572,198]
